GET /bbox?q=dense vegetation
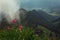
[0,24,60,40]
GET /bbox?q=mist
[0,0,20,22]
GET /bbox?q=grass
[0,25,59,40]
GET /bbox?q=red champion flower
[12,19,17,23]
[8,26,13,30]
[19,25,23,32]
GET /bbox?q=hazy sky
[20,0,60,10]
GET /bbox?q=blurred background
[0,0,60,40]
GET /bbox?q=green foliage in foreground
[0,27,34,40]
[0,26,59,40]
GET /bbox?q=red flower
[19,25,23,32]
[8,26,13,30]
[12,19,17,23]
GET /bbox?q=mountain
[25,10,58,26]
[19,8,28,24]
[25,9,60,36]
[20,8,27,17]
[49,6,60,16]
